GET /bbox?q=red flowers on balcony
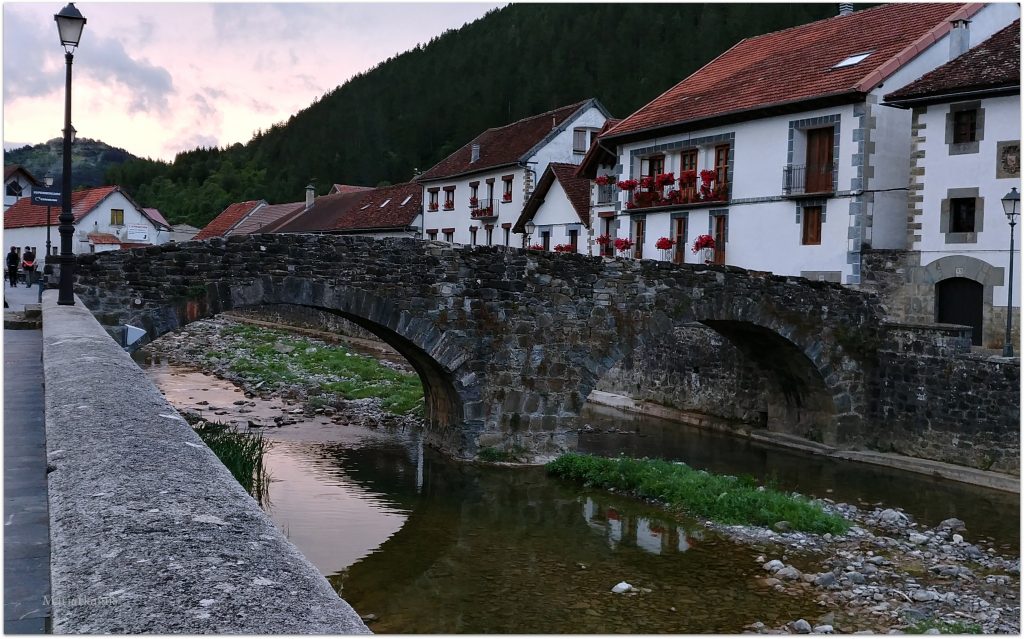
[529,243,544,250]
[655,237,675,250]
[617,178,638,191]
[595,175,616,186]
[469,196,479,208]
[614,237,634,254]
[502,193,513,203]
[620,167,727,210]
[553,243,574,253]
[655,172,675,188]
[595,234,612,246]
[692,234,716,253]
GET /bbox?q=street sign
[31,189,62,206]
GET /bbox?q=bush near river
[547,453,849,535]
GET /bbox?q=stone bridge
[73,234,897,460]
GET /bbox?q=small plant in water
[187,414,272,506]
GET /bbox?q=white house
[3,185,172,257]
[415,98,610,247]
[882,19,1020,348]
[579,3,1019,285]
[4,165,43,211]
[513,163,594,254]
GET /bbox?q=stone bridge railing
[41,291,369,633]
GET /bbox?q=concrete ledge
[41,291,370,634]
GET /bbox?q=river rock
[776,565,802,581]
[938,518,966,532]
[791,619,812,634]
[773,521,792,532]
[952,534,964,544]
[909,533,929,545]
[844,571,865,584]
[611,581,633,594]
[763,559,785,573]
[867,555,887,565]
[814,572,837,587]
[911,589,939,602]
[272,343,295,354]
[879,509,908,525]
[813,624,834,634]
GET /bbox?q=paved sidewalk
[3,329,51,633]
[4,281,44,313]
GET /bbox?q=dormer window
[573,128,599,154]
[832,51,872,68]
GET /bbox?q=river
[140,355,1018,633]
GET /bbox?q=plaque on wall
[996,140,1020,179]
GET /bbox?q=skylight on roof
[832,51,873,69]
[361,204,370,210]
[400,195,412,206]
[379,198,391,208]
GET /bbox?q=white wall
[530,179,589,254]
[915,94,1021,307]
[74,191,170,252]
[530,105,609,169]
[4,173,36,211]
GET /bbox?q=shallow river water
[141,359,1018,633]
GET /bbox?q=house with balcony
[4,185,171,255]
[580,2,1019,284]
[881,20,1020,349]
[416,98,611,247]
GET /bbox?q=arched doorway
[936,277,984,345]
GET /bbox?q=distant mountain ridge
[4,138,140,190]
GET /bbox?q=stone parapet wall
[40,291,370,634]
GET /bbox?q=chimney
[838,3,853,16]
[949,19,970,60]
[305,184,315,208]
[471,144,480,163]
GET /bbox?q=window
[444,230,454,243]
[672,217,687,264]
[802,206,823,245]
[502,177,513,202]
[443,187,455,210]
[950,198,976,233]
[633,218,645,259]
[6,181,22,197]
[568,228,578,252]
[469,226,478,246]
[426,229,438,241]
[712,214,727,265]
[832,51,872,68]
[470,183,479,204]
[503,226,510,246]
[601,217,615,257]
[486,227,493,246]
[953,110,977,144]
[110,209,125,226]
[714,145,730,188]
[428,190,439,211]
[640,155,664,178]
[573,129,588,154]
[541,230,551,251]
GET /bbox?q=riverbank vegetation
[214,322,424,415]
[547,453,849,535]
[186,414,271,505]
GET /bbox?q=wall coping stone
[41,290,369,634]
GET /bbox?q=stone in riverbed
[773,521,792,532]
[763,559,785,573]
[909,533,929,544]
[938,518,966,532]
[611,581,633,594]
[843,571,865,584]
[952,534,964,544]
[776,565,802,581]
[911,589,939,602]
[791,619,812,634]
[813,624,834,634]
[879,509,908,525]
[814,572,837,587]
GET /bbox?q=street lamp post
[43,172,54,263]
[54,2,86,306]
[1001,187,1019,357]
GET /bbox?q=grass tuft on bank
[187,415,272,506]
[213,322,424,415]
[547,453,849,535]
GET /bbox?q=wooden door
[672,217,687,264]
[805,128,834,193]
[713,215,726,265]
[936,277,983,346]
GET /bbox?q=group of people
[7,246,39,288]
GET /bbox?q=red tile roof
[193,200,264,240]
[229,201,304,236]
[4,185,118,229]
[885,19,1020,104]
[142,207,171,229]
[515,162,593,232]
[416,99,603,182]
[331,182,422,232]
[605,3,983,140]
[328,184,374,196]
[266,192,365,233]
[86,232,121,245]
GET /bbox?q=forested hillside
[5,138,138,190]
[106,3,848,227]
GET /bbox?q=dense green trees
[105,3,844,226]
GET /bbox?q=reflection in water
[142,361,1019,633]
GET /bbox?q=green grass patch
[477,446,529,463]
[189,417,271,505]
[217,321,424,416]
[904,620,982,634]
[546,453,849,535]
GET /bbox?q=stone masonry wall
[227,304,379,341]
[873,323,1019,474]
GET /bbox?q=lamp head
[44,173,54,188]
[524,221,536,235]
[1002,187,1020,223]
[63,125,77,145]
[54,3,86,52]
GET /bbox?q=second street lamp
[1001,187,1019,358]
[54,2,86,306]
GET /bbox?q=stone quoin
[71,235,1017,470]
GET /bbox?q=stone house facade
[881,20,1020,349]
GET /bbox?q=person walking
[6,247,19,287]
[21,247,36,288]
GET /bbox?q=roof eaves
[517,98,609,164]
[853,2,986,93]
[884,83,1021,108]
[513,166,558,234]
[416,161,521,184]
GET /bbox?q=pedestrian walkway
[4,281,43,312]
[3,328,51,633]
